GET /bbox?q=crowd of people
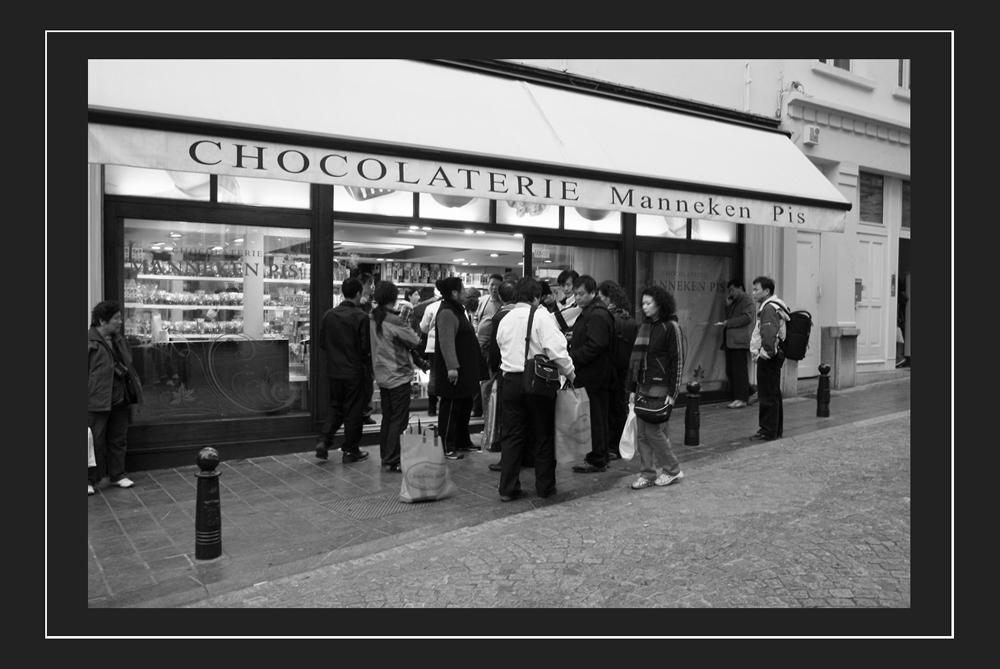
[90,269,790,501]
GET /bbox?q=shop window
[222,174,310,208]
[819,58,851,71]
[334,185,414,217]
[531,243,618,293]
[564,207,621,234]
[898,59,911,89]
[692,219,738,243]
[859,171,884,225]
[417,193,491,222]
[495,199,559,228]
[635,251,734,393]
[636,215,691,239]
[122,219,311,423]
[901,180,911,229]
[104,165,210,201]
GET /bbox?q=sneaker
[382,463,402,472]
[654,471,684,486]
[456,444,480,452]
[363,417,377,425]
[488,462,502,472]
[727,400,747,408]
[499,491,523,502]
[114,477,135,488]
[750,432,775,442]
[631,476,654,490]
[88,484,95,496]
[607,452,622,461]
[444,451,464,460]
[342,450,370,463]
[572,461,606,473]
[315,442,329,460]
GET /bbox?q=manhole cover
[320,490,443,520]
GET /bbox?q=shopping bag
[399,421,457,503]
[619,404,637,461]
[554,384,592,463]
[478,378,499,450]
[88,427,96,468]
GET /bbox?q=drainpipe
[744,62,752,112]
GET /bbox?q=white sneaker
[114,477,135,488]
[631,476,654,490]
[88,484,95,496]
[654,471,684,486]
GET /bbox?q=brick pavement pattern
[186,412,910,608]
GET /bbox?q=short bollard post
[684,381,701,446]
[816,363,832,418]
[195,447,222,560]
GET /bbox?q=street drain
[320,490,442,520]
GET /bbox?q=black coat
[433,297,486,398]
[319,299,370,379]
[569,300,616,389]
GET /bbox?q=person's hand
[447,369,459,384]
[628,392,635,404]
[715,321,725,326]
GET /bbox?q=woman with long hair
[626,284,686,489]
[370,281,423,472]
[433,276,486,459]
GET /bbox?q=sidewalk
[87,371,910,608]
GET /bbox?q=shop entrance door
[856,232,889,364]
[795,231,821,378]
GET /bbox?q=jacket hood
[760,296,791,320]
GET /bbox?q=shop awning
[88,59,851,232]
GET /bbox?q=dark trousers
[583,386,610,467]
[725,347,751,402]
[756,356,784,438]
[378,383,411,466]
[88,404,130,484]
[321,375,365,452]
[498,373,556,498]
[606,380,629,457]
[363,370,375,418]
[438,395,474,452]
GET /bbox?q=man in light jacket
[749,275,791,442]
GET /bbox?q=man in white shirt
[495,277,576,502]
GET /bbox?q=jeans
[320,375,365,452]
[89,404,130,484]
[378,383,411,466]
[756,356,784,438]
[635,417,680,480]
[498,373,556,498]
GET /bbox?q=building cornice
[784,91,910,146]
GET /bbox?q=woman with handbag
[370,281,423,473]
[88,300,144,494]
[433,277,486,459]
[626,285,685,490]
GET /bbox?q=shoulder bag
[634,321,683,424]
[522,304,561,398]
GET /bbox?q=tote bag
[619,404,637,460]
[554,384,592,463]
[399,421,457,503]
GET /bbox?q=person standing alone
[749,276,790,442]
[715,278,755,409]
[316,277,371,463]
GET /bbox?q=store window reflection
[418,193,490,222]
[495,199,559,228]
[636,251,733,393]
[122,219,311,422]
[334,186,414,216]
[533,243,618,291]
[104,166,211,201]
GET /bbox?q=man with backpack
[749,276,791,442]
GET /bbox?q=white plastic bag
[555,385,592,463]
[619,404,637,461]
[88,427,96,468]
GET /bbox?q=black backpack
[781,310,813,361]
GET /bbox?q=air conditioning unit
[804,125,821,145]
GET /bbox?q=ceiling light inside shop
[461,263,469,266]
[517,262,524,265]
[233,238,244,243]
[211,246,223,251]
[464,230,474,234]
[169,232,182,238]
[514,233,523,238]
[471,263,478,266]
[489,253,499,257]
[475,231,485,235]
[162,246,173,251]
[421,227,432,231]
[376,258,385,262]
[409,225,419,230]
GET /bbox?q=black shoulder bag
[522,304,561,398]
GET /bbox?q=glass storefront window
[122,219,311,422]
[636,215,690,238]
[495,199,559,228]
[104,165,210,200]
[222,175,311,208]
[635,251,734,393]
[334,186,414,216]
[692,218,738,243]
[564,207,621,234]
[532,243,619,290]
[417,193,491,222]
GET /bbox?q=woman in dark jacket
[88,300,144,495]
[433,277,485,459]
[625,285,685,490]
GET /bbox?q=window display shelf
[126,303,301,311]
[137,274,309,285]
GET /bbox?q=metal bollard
[684,381,701,446]
[195,447,222,560]
[816,363,831,418]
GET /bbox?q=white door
[795,231,821,378]
[856,233,888,363]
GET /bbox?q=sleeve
[477,313,494,352]
[570,310,613,367]
[419,303,435,334]
[665,324,681,398]
[758,305,781,359]
[359,313,371,364]
[437,309,461,370]
[538,313,575,378]
[394,319,421,350]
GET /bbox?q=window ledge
[811,61,876,91]
[892,86,911,101]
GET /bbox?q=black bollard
[195,447,222,560]
[816,363,831,418]
[684,381,701,446]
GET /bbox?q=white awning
[88,59,851,231]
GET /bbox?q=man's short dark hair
[556,270,580,286]
[727,278,745,290]
[359,272,373,286]
[572,275,597,294]
[498,280,517,304]
[342,277,364,299]
[752,276,775,296]
[418,286,435,301]
[91,300,121,327]
[489,273,504,283]
[513,277,541,303]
